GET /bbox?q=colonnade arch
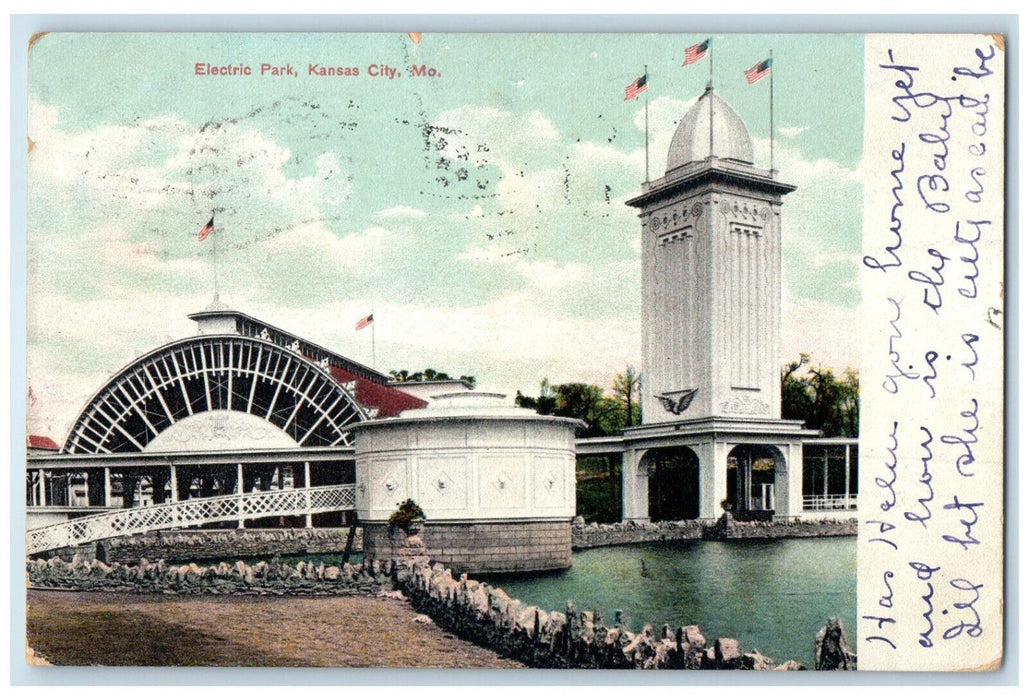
[643,446,700,521]
[725,444,786,519]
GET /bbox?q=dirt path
[26,589,526,668]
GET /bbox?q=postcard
[21,29,1005,675]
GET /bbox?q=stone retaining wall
[720,517,856,539]
[572,519,708,548]
[571,516,856,549]
[83,528,362,564]
[27,553,391,596]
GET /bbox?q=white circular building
[352,392,583,573]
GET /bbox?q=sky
[25,32,865,440]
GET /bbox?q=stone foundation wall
[86,528,361,564]
[571,516,856,549]
[572,519,708,548]
[363,520,571,574]
[721,517,856,539]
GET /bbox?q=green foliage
[611,366,642,429]
[781,354,859,437]
[389,368,476,388]
[387,499,425,528]
[575,455,622,523]
[515,369,641,438]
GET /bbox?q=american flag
[683,39,710,66]
[355,313,374,331]
[745,57,773,85]
[197,215,215,241]
[624,74,648,101]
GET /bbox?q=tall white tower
[627,86,795,424]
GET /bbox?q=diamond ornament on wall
[543,470,558,491]
[433,471,452,494]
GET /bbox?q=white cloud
[375,205,427,219]
[753,135,863,271]
[454,204,485,220]
[778,125,809,138]
[29,96,353,243]
[258,222,391,269]
[782,293,862,373]
[358,293,640,398]
[432,105,561,169]
[632,95,692,173]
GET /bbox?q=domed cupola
[666,86,754,172]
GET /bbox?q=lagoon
[487,537,856,668]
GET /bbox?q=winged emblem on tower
[655,388,699,415]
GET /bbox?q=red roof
[27,435,59,451]
[327,365,427,418]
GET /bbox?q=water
[487,538,856,667]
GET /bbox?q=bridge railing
[26,484,356,556]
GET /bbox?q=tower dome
[666,87,754,172]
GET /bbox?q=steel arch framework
[63,336,367,454]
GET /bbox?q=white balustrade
[25,484,356,555]
[801,493,858,512]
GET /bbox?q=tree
[515,380,619,438]
[781,354,859,437]
[389,368,476,388]
[612,366,642,429]
[515,379,558,415]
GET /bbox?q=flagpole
[371,309,376,368]
[644,65,650,182]
[708,42,714,160]
[769,49,775,174]
[212,214,219,299]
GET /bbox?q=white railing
[26,484,356,556]
[802,493,858,512]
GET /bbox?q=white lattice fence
[26,485,356,555]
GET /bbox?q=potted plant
[388,498,426,535]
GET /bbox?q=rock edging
[26,553,391,596]
[395,559,811,670]
[571,515,857,549]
